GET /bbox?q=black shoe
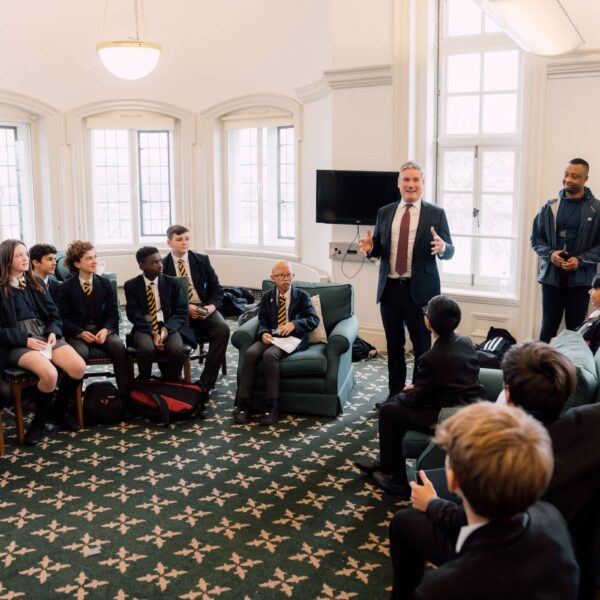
[354,459,382,475]
[233,408,249,425]
[25,419,47,446]
[55,413,81,432]
[259,406,279,426]
[373,471,411,499]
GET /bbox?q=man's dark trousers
[188,311,230,389]
[237,341,286,407]
[540,281,590,342]
[380,278,431,395]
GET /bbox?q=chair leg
[127,359,135,382]
[183,358,191,384]
[222,357,227,376]
[13,384,25,445]
[0,412,5,456]
[74,382,84,428]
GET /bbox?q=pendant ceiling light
[475,0,584,57]
[97,0,162,80]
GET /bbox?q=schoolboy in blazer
[162,225,229,391]
[234,260,319,426]
[30,243,62,303]
[58,241,130,396]
[124,246,196,381]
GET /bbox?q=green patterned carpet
[0,328,412,599]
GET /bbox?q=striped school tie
[146,282,160,332]
[82,281,92,296]
[18,277,26,290]
[178,258,193,300]
[277,294,286,329]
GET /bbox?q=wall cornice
[296,64,393,103]
[547,51,600,79]
[0,89,59,118]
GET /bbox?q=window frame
[222,121,297,253]
[437,0,524,295]
[0,120,35,244]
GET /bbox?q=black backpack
[476,327,517,368]
[84,381,123,425]
[352,336,378,361]
[130,381,207,425]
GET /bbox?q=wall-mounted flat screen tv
[316,169,400,225]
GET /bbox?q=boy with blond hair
[401,402,579,599]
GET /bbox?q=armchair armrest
[326,315,359,359]
[231,316,259,353]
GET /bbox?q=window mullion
[131,130,141,245]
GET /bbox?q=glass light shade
[475,0,583,56]
[97,41,162,80]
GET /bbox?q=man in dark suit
[410,402,579,600]
[125,246,196,382]
[359,161,454,398]
[58,240,130,397]
[392,341,600,599]
[162,225,229,392]
[354,295,483,499]
[30,243,62,302]
[233,260,319,426]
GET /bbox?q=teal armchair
[231,281,358,417]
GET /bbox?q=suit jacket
[369,200,454,305]
[577,313,600,354]
[0,276,63,371]
[401,333,485,409]
[57,274,120,339]
[123,274,196,347]
[162,251,224,312]
[531,187,600,287]
[256,286,319,353]
[416,502,579,600]
[45,276,62,304]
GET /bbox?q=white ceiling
[561,0,600,51]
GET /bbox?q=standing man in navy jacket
[162,225,230,392]
[359,161,454,397]
[531,158,600,342]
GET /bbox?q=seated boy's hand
[79,331,97,344]
[278,322,295,337]
[403,383,415,392]
[409,470,438,512]
[261,332,273,345]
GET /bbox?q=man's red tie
[395,204,412,276]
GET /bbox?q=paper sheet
[270,335,301,354]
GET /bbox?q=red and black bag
[129,381,207,424]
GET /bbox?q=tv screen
[316,169,399,225]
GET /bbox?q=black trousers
[389,508,458,600]
[540,283,590,343]
[132,330,185,381]
[379,398,439,485]
[188,310,230,388]
[237,341,286,408]
[69,333,130,394]
[380,278,431,395]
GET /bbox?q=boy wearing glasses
[355,295,484,498]
[234,260,319,426]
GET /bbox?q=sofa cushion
[551,330,598,410]
[308,295,328,345]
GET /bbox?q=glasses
[422,307,429,317]
[273,274,293,280]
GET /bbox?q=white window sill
[441,286,519,307]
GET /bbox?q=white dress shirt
[455,520,489,553]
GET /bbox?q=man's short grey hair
[399,160,424,177]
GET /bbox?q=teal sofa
[404,329,600,476]
[231,281,358,417]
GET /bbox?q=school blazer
[162,252,224,312]
[256,286,319,353]
[58,274,119,339]
[123,274,196,347]
[369,200,454,305]
[0,276,63,371]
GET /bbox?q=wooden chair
[3,367,83,445]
